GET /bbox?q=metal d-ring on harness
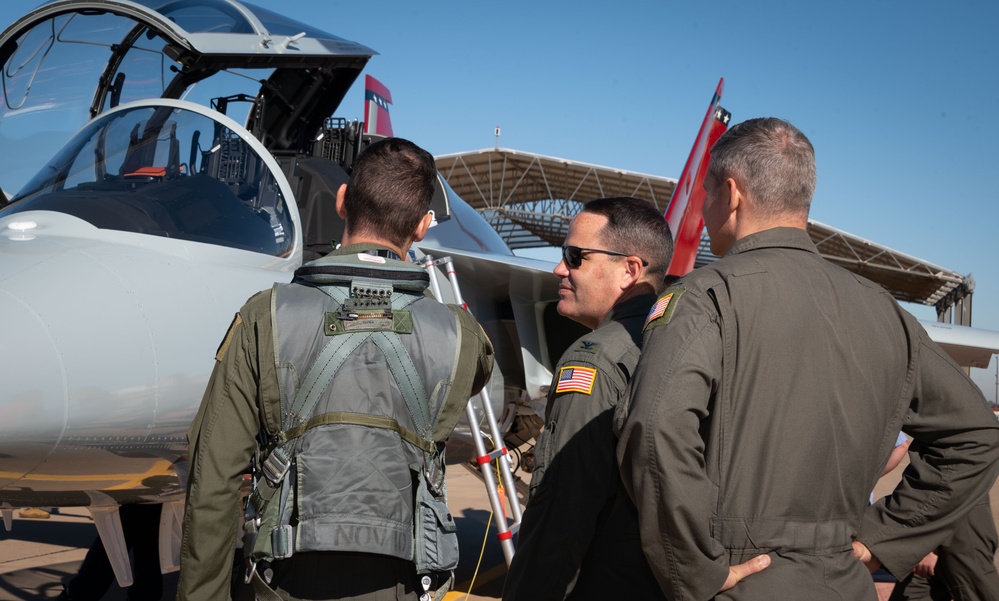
[419,254,523,567]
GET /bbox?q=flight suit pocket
[413,470,459,573]
[528,423,556,499]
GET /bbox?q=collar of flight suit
[599,293,659,330]
[725,226,818,257]
[295,243,429,292]
[329,243,406,262]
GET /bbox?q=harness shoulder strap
[371,331,431,438]
[287,328,373,426]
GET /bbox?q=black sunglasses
[561,245,648,269]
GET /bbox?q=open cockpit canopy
[2,99,296,257]
[0,0,374,194]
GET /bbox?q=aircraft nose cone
[0,289,66,489]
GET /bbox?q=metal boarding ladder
[420,255,523,566]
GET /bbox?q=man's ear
[621,255,644,291]
[335,184,348,219]
[724,177,742,214]
[411,212,434,243]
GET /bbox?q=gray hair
[707,117,816,219]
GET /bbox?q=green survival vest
[243,251,474,578]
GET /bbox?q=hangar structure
[435,148,975,325]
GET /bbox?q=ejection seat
[294,155,350,261]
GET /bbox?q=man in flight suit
[503,197,765,600]
[178,137,493,601]
[502,197,673,600]
[889,496,999,601]
[617,117,999,600]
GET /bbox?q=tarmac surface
[0,463,521,601]
[0,455,997,600]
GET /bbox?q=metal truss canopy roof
[805,221,969,308]
[436,148,972,316]
[435,148,677,249]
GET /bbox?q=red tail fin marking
[664,78,731,277]
[364,74,394,137]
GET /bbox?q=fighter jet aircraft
[1,0,997,589]
[0,0,561,583]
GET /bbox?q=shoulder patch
[644,288,684,332]
[576,339,600,353]
[215,313,243,361]
[555,366,597,395]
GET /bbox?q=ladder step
[475,447,508,465]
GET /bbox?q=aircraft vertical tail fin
[363,74,394,137]
[664,78,731,277]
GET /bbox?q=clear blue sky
[2,0,998,397]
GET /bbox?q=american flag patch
[555,366,597,394]
[645,293,674,325]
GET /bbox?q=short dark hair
[707,117,816,219]
[343,137,437,248]
[580,197,673,287]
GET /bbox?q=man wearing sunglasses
[617,118,999,600]
[504,196,672,600]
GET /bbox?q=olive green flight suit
[504,294,664,601]
[889,495,999,601]
[617,228,999,601]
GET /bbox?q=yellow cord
[450,436,518,601]
[456,459,507,600]
[459,499,493,600]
